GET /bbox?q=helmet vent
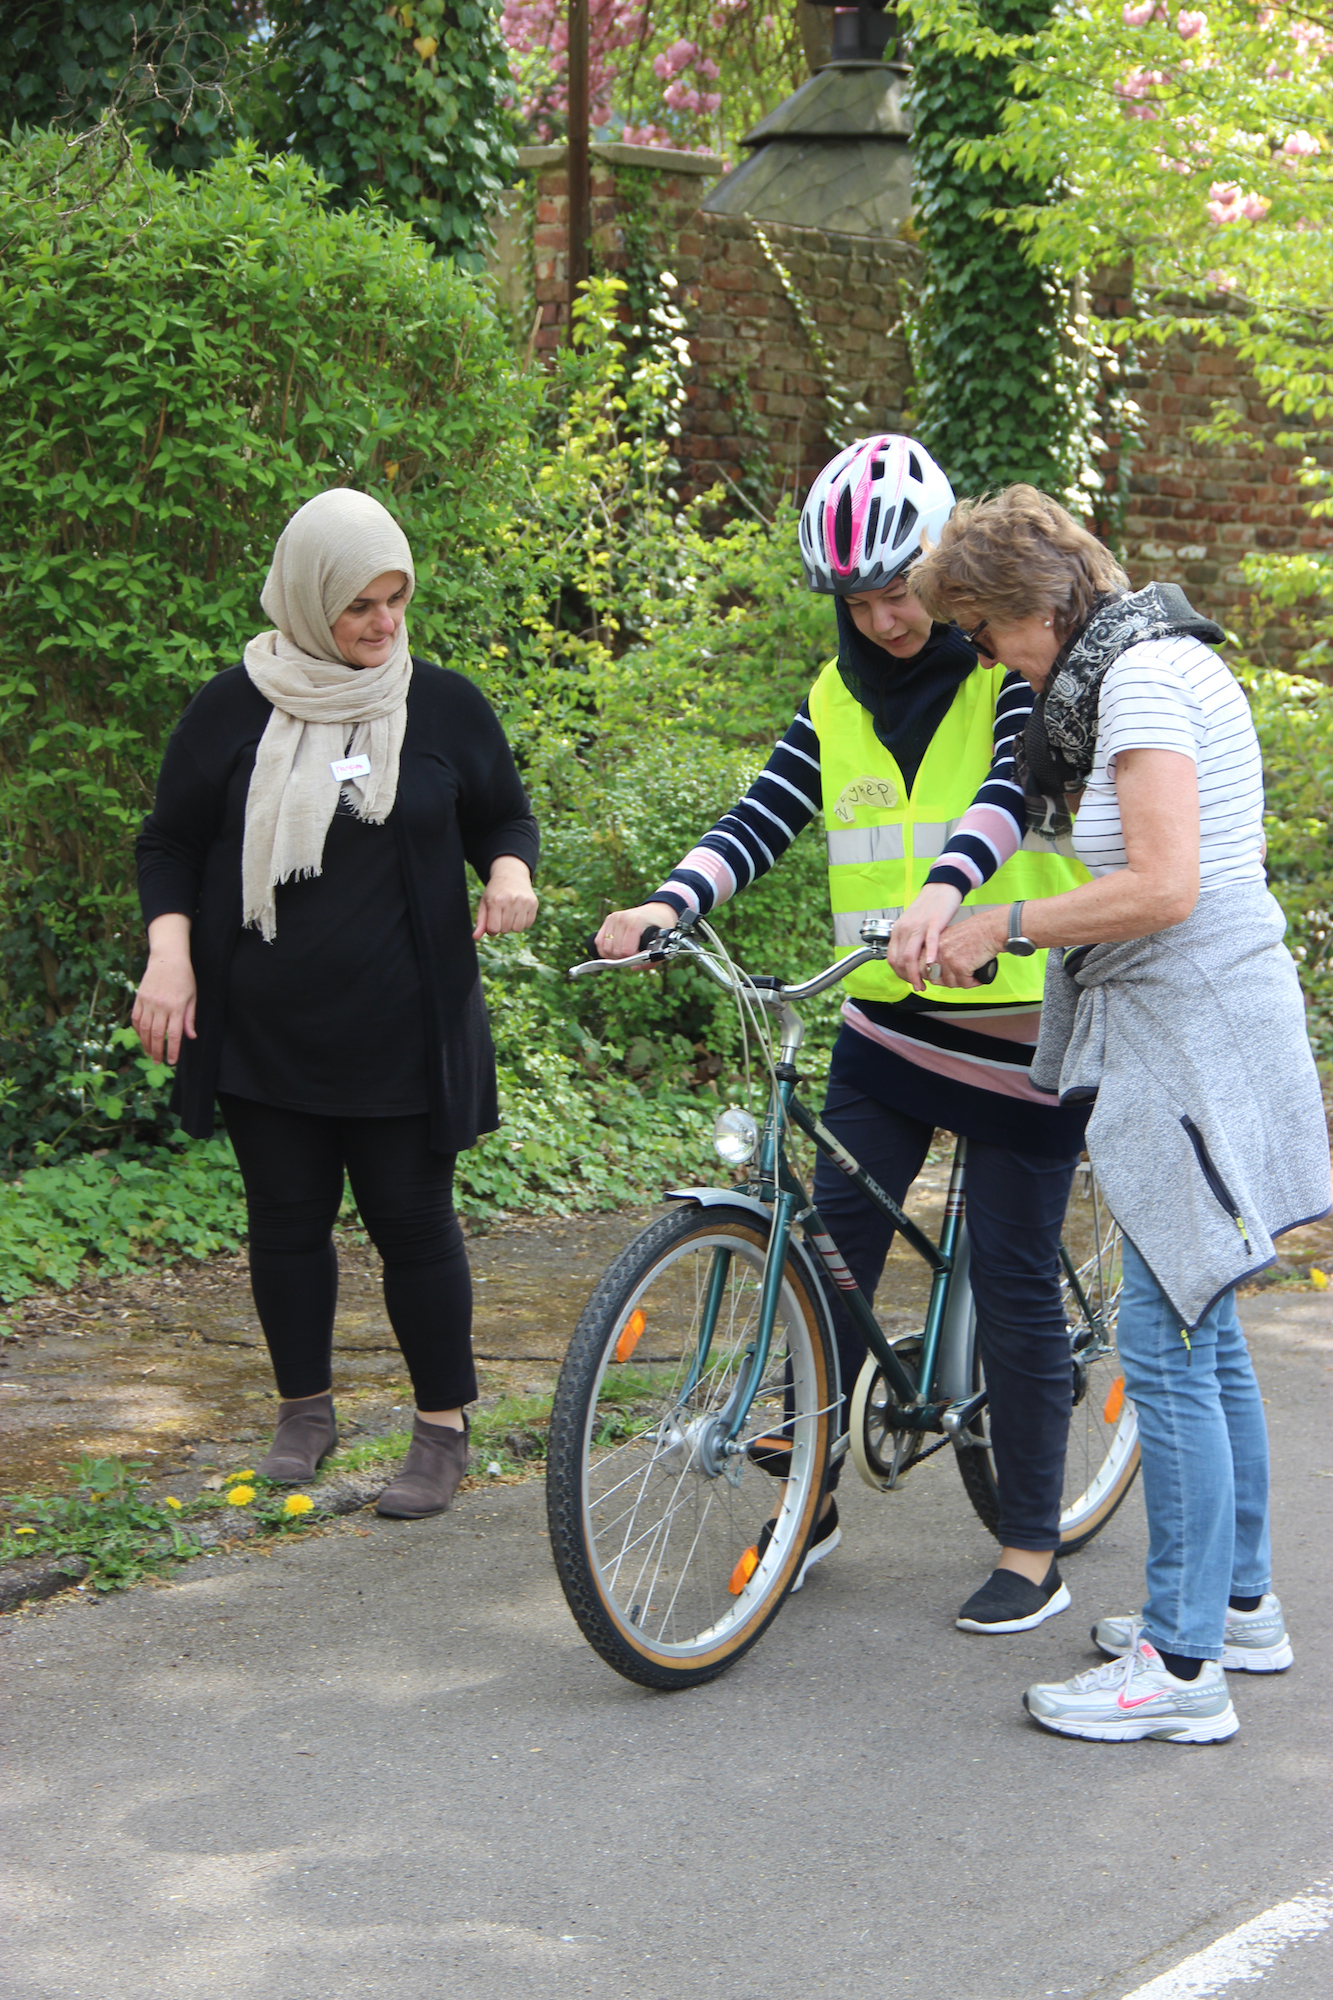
[892,498,919,549]
[864,496,881,559]
[870,459,884,478]
[833,486,854,566]
[908,451,923,481]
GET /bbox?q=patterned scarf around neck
[1017,583,1225,827]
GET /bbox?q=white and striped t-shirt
[1071,637,1266,884]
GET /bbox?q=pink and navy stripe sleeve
[653,671,1033,918]
[925,672,1032,897]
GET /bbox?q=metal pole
[566,0,590,339]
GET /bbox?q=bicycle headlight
[713,1107,759,1166]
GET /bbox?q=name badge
[331,754,371,781]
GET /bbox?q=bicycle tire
[546,1204,836,1690]
[953,1169,1139,1552]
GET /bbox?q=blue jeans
[1118,1237,1273,1661]
[812,1081,1080,1550]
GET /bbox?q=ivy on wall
[908,0,1103,505]
[266,0,517,268]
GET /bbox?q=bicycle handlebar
[569,921,999,997]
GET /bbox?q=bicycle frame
[668,1000,989,1460]
[573,919,992,1466]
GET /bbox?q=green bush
[263,0,519,269]
[0,130,532,1166]
[1240,667,1333,1059]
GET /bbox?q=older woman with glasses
[910,484,1330,1743]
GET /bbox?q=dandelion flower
[225,1484,257,1507]
[1311,1267,1328,1290]
[282,1493,315,1517]
[225,1468,256,1483]
[163,1496,183,1510]
[15,1525,37,1535]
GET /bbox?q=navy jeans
[812,1079,1080,1550]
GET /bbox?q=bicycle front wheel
[546,1204,836,1690]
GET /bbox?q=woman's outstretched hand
[932,907,1009,987]
[594,902,680,960]
[888,883,964,992]
[473,857,539,940]
[132,913,198,1065]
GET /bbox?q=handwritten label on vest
[832,775,898,824]
[331,754,372,782]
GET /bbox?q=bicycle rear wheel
[546,1203,836,1690]
[953,1166,1138,1552]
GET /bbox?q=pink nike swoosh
[1117,1689,1162,1710]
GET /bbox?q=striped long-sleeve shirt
[654,674,1090,1154]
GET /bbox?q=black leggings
[219,1095,476,1412]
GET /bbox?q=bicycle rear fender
[934,1220,974,1404]
[664,1188,842,1417]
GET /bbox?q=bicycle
[546,915,1137,1690]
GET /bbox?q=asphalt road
[3,1288,1330,2000]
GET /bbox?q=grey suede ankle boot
[257,1393,338,1484]
[376,1414,469,1519]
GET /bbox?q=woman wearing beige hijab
[134,490,538,1518]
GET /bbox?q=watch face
[1009,937,1037,957]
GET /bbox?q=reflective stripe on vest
[808,655,1089,1007]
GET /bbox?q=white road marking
[1121,1886,1333,1998]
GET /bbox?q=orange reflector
[728,1545,759,1595]
[615,1308,647,1363]
[1103,1374,1125,1424]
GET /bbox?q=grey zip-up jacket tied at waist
[1032,879,1331,1326]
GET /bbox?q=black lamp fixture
[814,1,900,67]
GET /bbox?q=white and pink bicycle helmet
[799,434,955,594]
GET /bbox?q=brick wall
[1095,281,1330,659]
[493,150,1329,664]
[684,214,917,503]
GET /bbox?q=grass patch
[0,1457,321,1590]
[327,1431,412,1473]
[0,1456,210,1589]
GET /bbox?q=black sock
[1229,1593,1262,1613]
[1156,1648,1204,1681]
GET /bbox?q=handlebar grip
[582,927,668,963]
[974,957,998,985]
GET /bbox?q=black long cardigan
[135,657,539,1154]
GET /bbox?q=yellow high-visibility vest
[807,655,1088,1007]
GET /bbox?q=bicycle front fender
[664,1188,842,1421]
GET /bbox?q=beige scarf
[242,489,415,940]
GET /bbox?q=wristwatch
[1001,901,1037,957]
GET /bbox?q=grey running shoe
[1092,1594,1293,1674]
[1024,1637,1239,1743]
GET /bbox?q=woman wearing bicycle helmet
[597,435,1092,1633]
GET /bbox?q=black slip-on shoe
[956,1559,1070,1634]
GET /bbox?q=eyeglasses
[962,619,997,662]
